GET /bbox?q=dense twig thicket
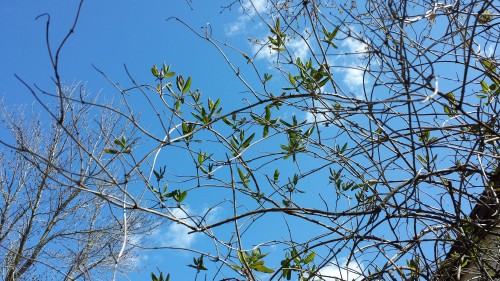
[0,87,152,280]
[2,0,499,280]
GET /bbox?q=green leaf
[242,53,251,62]
[273,169,280,182]
[251,113,265,124]
[175,99,181,111]
[176,75,184,92]
[478,9,493,23]
[183,77,192,93]
[339,143,348,153]
[191,112,204,123]
[280,119,292,127]
[104,148,118,154]
[179,190,188,202]
[222,116,233,126]
[303,252,315,264]
[265,106,271,120]
[151,65,159,77]
[114,138,123,148]
[239,130,245,142]
[331,25,340,38]
[237,168,249,188]
[213,99,221,112]
[237,251,245,263]
[481,80,490,93]
[282,199,291,207]
[419,131,430,142]
[443,105,453,117]
[241,133,255,149]
[188,255,208,271]
[304,125,314,137]
[264,73,273,82]
[318,77,330,88]
[288,73,296,87]
[417,155,427,164]
[252,264,274,273]
[445,92,456,107]
[231,265,242,271]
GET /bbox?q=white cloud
[342,66,365,93]
[201,206,221,224]
[245,0,267,16]
[226,0,312,61]
[153,207,197,248]
[288,35,311,61]
[162,220,197,248]
[339,37,368,95]
[315,259,364,281]
[252,40,277,61]
[306,110,329,124]
[226,0,268,36]
[343,37,367,54]
[125,251,149,268]
[484,44,495,57]
[251,31,312,63]
[227,19,246,36]
[152,206,221,248]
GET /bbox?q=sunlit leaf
[183,77,192,93]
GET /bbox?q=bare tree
[3,0,500,280]
[0,85,151,280]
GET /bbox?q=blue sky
[1,2,250,279]
[1,1,379,280]
[1,1,233,103]
[1,1,326,280]
[1,0,464,280]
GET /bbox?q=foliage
[2,0,500,280]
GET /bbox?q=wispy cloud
[226,0,313,63]
[251,39,276,61]
[288,33,311,60]
[125,251,149,269]
[315,259,364,280]
[484,44,496,57]
[306,110,329,124]
[152,206,220,248]
[153,207,197,248]
[340,37,368,95]
[226,0,268,36]
[251,31,312,63]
